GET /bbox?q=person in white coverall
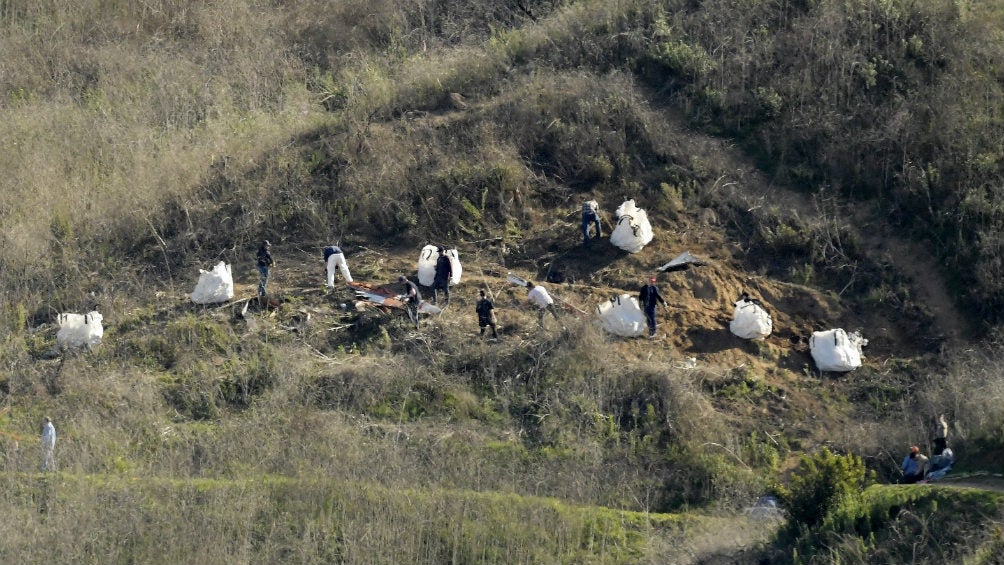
[324,245,353,287]
[41,416,56,472]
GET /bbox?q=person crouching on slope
[901,446,929,484]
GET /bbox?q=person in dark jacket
[399,275,422,328]
[475,289,499,339]
[638,276,668,338]
[256,240,274,296]
[432,248,453,305]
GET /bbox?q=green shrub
[779,447,873,530]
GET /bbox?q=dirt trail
[935,474,1004,493]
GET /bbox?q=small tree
[779,447,872,529]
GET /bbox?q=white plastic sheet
[609,200,654,253]
[730,300,773,340]
[596,294,647,337]
[417,245,462,286]
[56,311,104,349]
[810,329,868,372]
[190,261,234,304]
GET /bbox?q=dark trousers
[582,213,601,245]
[645,305,658,335]
[479,317,498,338]
[405,302,420,328]
[257,265,270,296]
[432,282,450,304]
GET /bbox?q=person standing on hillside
[432,248,453,305]
[40,416,56,472]
[638,276,668,338]
[900,446,929,484]
[256,240,274,297]
[582,200,601,247]
[526,281,560,328]
[932,413,949,454]
[399,275,422,329]
[475,289,499,339]
[323,244,353,288]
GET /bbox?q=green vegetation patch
[781,482,1004,564]
[0,474,695,565]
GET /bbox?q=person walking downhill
[638,276,668,338]
[399,275,422,329]
[526,281,560,329]
[432,248,453,305]
[41,416,56,472]
[324,244,353,288]
[476,289,499,339]
[256,240,274,297]
[582,200,601,247]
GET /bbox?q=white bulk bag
[730,300,773,340]
[447,249,462,285]
[596,294,647,337]
[810,329,868,372]
[609,200,654,253]
[56,311,104,349]
[417,245,462,286]
[190,261,234,304]
[417,244,439,286]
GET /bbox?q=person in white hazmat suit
[324,245,353,287]
[41,416,56,472]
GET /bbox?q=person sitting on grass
[901,445,929,484]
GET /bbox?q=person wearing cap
[526,281,560,328]
[324,244,353,288]
[900,446,929,484]
[256,240,274,296]
[398,275,421,328]
[638,276,668,338]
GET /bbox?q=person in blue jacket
[582,200,601,247]
[901,446,929,484]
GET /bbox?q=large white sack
[448,249,462,284]
[191,261,234,304]
[596,294,647,337]
[417,244,439,286]
[56,311,104,349]
[730,300,773,340]
[609,199,654,253]
[417,245,462,286]
[810,329,868,372]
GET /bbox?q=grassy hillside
[2,0,1004,563]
